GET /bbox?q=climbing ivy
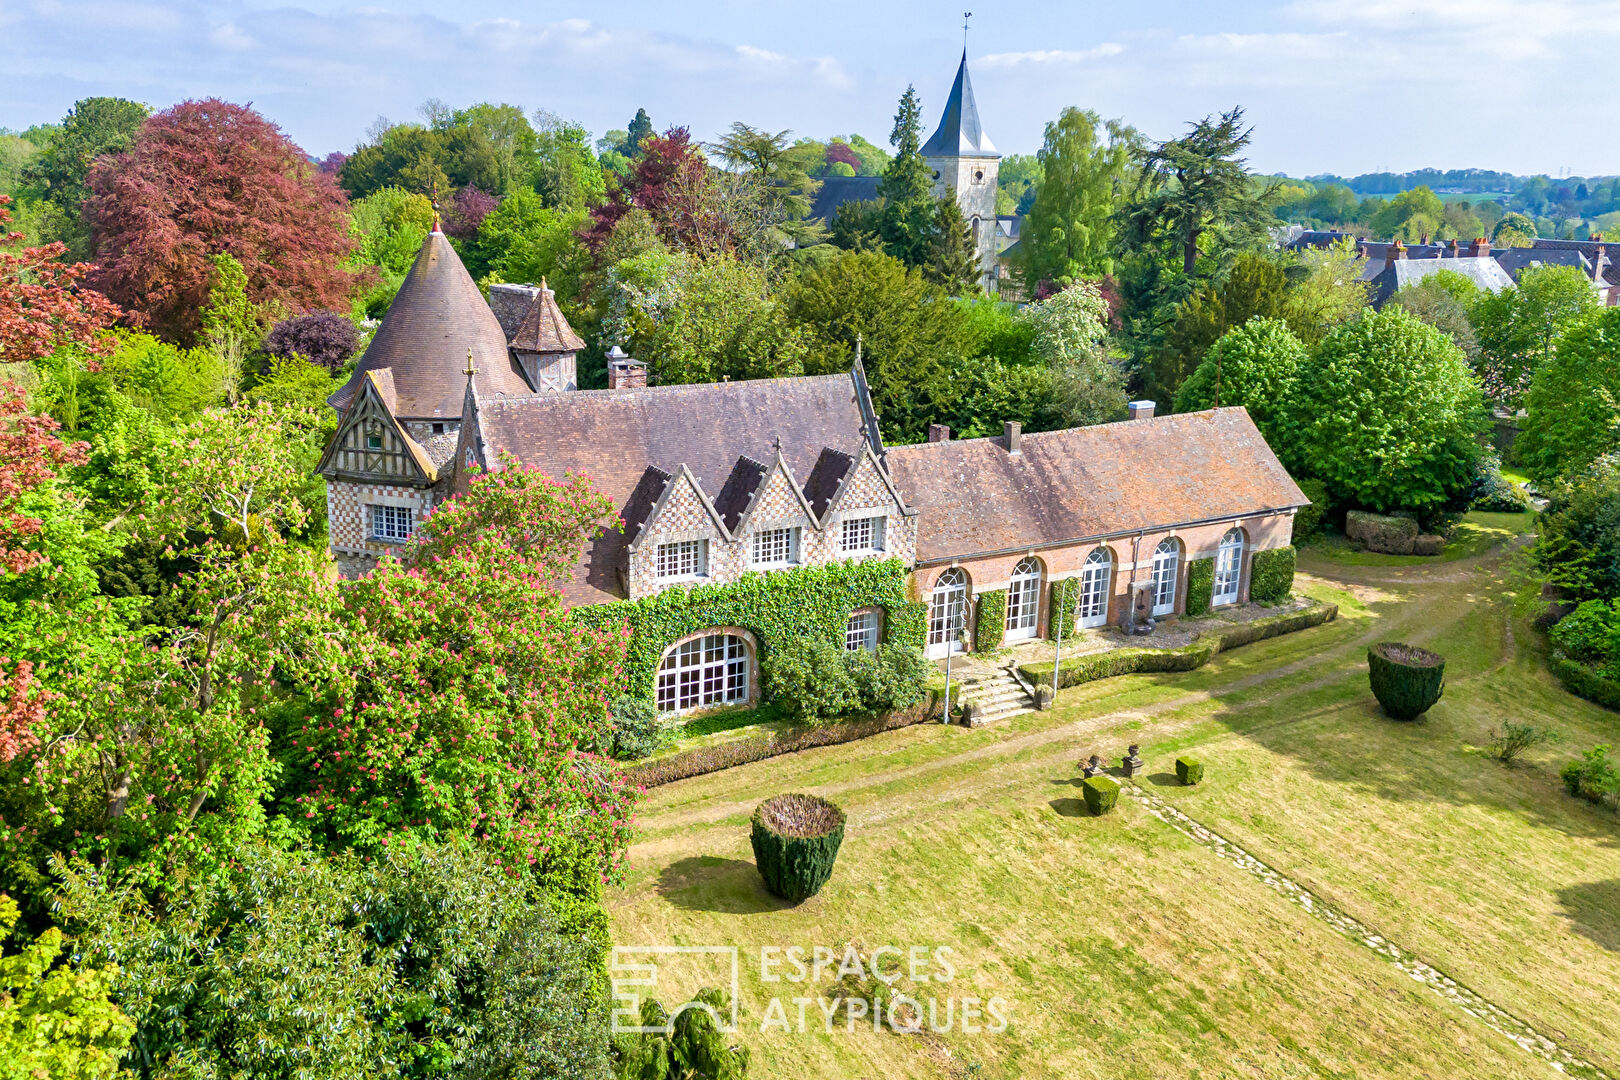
[1250,546,1296,605]
[1185,558,1215,617]
[1047,578,1080,641]
[571,559,925,697]
[975,589,1007,651]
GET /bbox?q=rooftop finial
[431,181,442,234]
[464,346,476,379]
[540,276,549,291]
[963,10,972,51]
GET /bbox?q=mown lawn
[607,523,1620,1079]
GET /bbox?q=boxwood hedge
[1082,776,1120,815]
[1367,641,1446,719]
[975,589,1007,651]
[751,794,846,901]
[1185,558,1215,617]
[1249,546,1296,605]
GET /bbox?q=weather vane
[963,11,972,50]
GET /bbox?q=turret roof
[921,50,998,159]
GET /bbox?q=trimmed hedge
[1249,546,1296,605]
[975,589,1007,651]
[1048,578,1080,641]
[1185,558,1215,618]
[1367,642,1445,719]
[572,558,925,698]
[1082,776,1119,815]
[1176,757,1204,785]
[1548,651,1620,712]
[1019,601,1337,690]
[751,794,846,901]
[1346,511,1419,554]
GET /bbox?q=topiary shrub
[1175,757,1204,785]
[765,639,860,725]
[1047,577,1079,641]
[1249,546,1296,605]
[1345,510,1419,554]
[1184,558,1215,617]
[750,794,846,901]
[975,589,1006,651]
[1082,776,1119,815]
[1367,641,1446,719]
[1292,478,1328,542]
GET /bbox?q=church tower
[922,50,1000,293]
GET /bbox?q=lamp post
[1050,580,1065,704]
[941,596,965,724]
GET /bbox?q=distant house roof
[472,372,884,604]
[885,408,1307,565]
[330,231,534,419]
[921,50,998,158]
[808,175,882,224]
[1371,256,1514,306]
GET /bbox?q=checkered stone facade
[326,479,437,580]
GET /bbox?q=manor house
[318,228,1306,713]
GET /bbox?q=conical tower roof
[921,50,998,158]
[330,231,533,419]
[509,281,586,354]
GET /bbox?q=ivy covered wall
[975,589,1007,651]
[1185,558,1215,618]
[571,558,926,699]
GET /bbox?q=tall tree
[84,99,357,343]
[876,86,936,267]
[0,196,122,366]
[1017,108,1137,291]
[924,197,980,295]
[531,111,607,211]
[711,122,824,247]
[1517,308,1620,485]
[1473,263,1600,409]
[623,108,654,157]
[1147,253,1290,405]
[19,97,150,258]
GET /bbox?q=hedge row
[1548,651,1620,712]
[622,694,940,788]
[1048,578,1079,642]
[1018,600,1337,690]
[1185,558,1215,618]
[572,558,926,697]
[1249,546,1296,606]
[975,589,1007,651]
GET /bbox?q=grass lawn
[608,520,1620,1079]
[1302,510,1534,567]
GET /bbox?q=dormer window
[751,526,799,568]
[840,515,886,555]
[656,538,708,580]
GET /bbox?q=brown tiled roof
[330,232,534,419]
[509,285,586,353]
[885,408,1309,564]
[476,373,879,603]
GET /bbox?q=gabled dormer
[316,370,437,487]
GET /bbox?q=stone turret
[922,50,1000,293]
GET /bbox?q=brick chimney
[927,423,951,443]
[1594,244,1609,285]
[1447,238,1461,258]
[1003,421,1021,455]
[1128,400,1156,421]
[1472,237,1492,258]
[605,345,647,390]
[1389,239,1407,261]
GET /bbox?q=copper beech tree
[0,196,122,367]
[83,99,358,342]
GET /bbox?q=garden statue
[1127,582,1156,636]
[1122,744,1144,777]
[1083,754,1107,778]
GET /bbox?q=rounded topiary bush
[1082,776,1119,815]
[750,794,846,902]
[1367,642,1446,719]
[1175,757,1204,785]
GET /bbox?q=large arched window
[1078,547,1113,629]
[656,632,752,714]
[1214,528,1245,607]
[1151,539,1180,617]
[1005,557,1042,642]
[928,568,969,658]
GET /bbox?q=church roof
[509,283,586,354]
[330,231,534,419]
[921,51,998,159]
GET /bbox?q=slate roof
[885,408,1308,565]
[509,284,586,353]
[921,51,998,158]
[330,231,534,419]
[474,373,883,603]
[807,175,882,224]
[1370,256,1514,306]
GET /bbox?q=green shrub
[1549,599,1620,671]
[1345,510,1419,554]
[975,589,1006,651]
[1175,757,1204,785]
[614,987,751,1079]
[1249,546,1296,605]
[1047,577,1080,641]
[1560,745,1619,809]
[765,639,859,725]
[1184,558,1215,617]
[1470,449,1531,512]
[849,643,930,714]
[1292,478,1328,541]
[1547,651,1620,711]
[1486,722,1559,765]
[750,794,846,901]
[1367,641,1445,719]
[1533,457,1620,603]
[1081,776,1119,815]
[606,696,664,760]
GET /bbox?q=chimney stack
[1448,238,1461,258]
[1128,400,1156,421]
[605,345,647,390]
[927,423,951,443]
[1003,421,1021,455]
[1389,239,1407,261]
[1472,237,1492,258]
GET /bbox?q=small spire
[464,347,476,379]
[431,182,443,234]
[540,276,549,292]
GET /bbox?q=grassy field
[1304,509,1534,567]
[607,522,1620,1079]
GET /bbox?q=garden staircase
[951,664,1036,726]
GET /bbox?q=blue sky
[4,0,1619,176]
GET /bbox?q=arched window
[1078,547,1113,629]
[1214,528,1245,607]
[1151,539,1180,617]
[928,568,969,658]
[971,216,982,246]
[656,632,752,714]
[1005,557,1042,642]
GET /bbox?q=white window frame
[927,568,969,659]
[750,525,800,568]
[1005,557,1041,642]
[1214,528,1244,607]
[1078,548,1112,629]
[655,538,708,580]
[655,633,750,714]
[1151,539,1180,617]
[844,609,880,652]
[840,515,886,555]
[367,503,414,543]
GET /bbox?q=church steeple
[921,50,998,159]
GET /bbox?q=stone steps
[947,665,1036,725]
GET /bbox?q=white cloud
[978,43,1124,67]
